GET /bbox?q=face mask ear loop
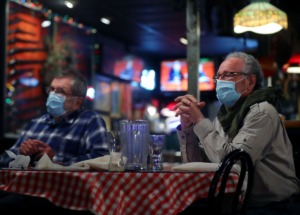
[235,75,249,84]
[235,76,249,96]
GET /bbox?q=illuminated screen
[160,58,215,91]
[113,57,144,82]
[101,38,144,82]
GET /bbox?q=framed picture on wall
[94,79,111,112]
[120,82,132,119]
[110,81,121,118]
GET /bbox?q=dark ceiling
[37,0,300,60]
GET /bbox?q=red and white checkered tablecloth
[0,169,238,215]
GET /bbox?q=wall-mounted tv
[113,56,144,82]
[100,37,145,82]
[160,58,215,92]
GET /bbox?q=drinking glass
[107,131,124,171]
[149,134,166,171]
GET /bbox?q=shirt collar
[45,110,81,125]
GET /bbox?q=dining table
[0,165,239,215]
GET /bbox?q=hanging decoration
[10,0,97,34]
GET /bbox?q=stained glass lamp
[234,0,287,34]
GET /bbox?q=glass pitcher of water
[119,119,150,171]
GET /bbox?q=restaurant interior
[0,0,300,164]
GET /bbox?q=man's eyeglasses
[213,72,249,82]
[45,87,71,97]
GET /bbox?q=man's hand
[174,94,206,129]
[20,139,55,160]
[19,139,39,156]
[33,140,55,160]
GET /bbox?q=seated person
[174,52,300,214]
[0,69,109,213]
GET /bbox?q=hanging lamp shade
[234,0,288,34]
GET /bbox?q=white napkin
[5,150,30,169]
[171,162,241,174]
[35,154,90,171]
[35,154,111,171]
[71,155,111,170]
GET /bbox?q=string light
[11,0,97,34]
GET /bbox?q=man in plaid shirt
[0,69,108,213]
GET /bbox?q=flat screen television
[100,37,145,82]
[113,56,144,82]
[160,58,215,92]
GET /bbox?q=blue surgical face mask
[46,92,66,117]
[216,78,246,108]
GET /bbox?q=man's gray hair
[225,52,265,90]
[54,69,87,99]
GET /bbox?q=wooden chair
[208,149,254,215]
[179,149,253,215]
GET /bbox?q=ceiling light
[64,1,74,9]
[100,17,111,25]
[41,20,51,28]
[180,37,188,45]
[234,0,287,34]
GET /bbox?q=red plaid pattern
[0,170,238,215]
